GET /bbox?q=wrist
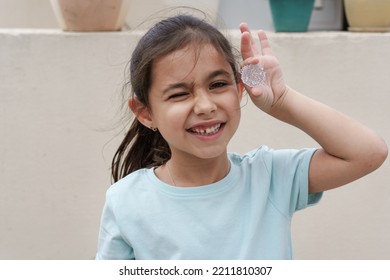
[268,85,292,120]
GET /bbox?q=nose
[193,92,217,116]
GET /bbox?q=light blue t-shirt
[96,146,322,260]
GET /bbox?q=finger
[239,22,252,35]
[240,23,260,59]
[240,31,254,60]
[240,57,260,68]
[258,30,273,56]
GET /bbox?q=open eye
[209,81,228,90]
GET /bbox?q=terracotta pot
[344,0,390,32]
[50,0,131,31]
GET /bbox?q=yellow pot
[344,0,390,32]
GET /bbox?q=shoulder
[228,145,273,164]
[106,168,152,201]
[229,146,320,214]
[229,145,315,168]
[228,145,317,184]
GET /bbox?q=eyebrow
[162,69,233,95]
[208,69,232,80]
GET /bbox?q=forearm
[272,87,374,158]
[270,86,388,192]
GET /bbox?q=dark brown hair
[111,14,240,182]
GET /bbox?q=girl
[96,14,387,259]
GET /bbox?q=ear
[128,97,155,129]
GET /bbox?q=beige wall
[0,0,57,28]
[1,29,389,260]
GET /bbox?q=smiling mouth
[187,123,223,136]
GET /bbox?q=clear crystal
[241,64,266,88]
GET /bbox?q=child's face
[147,43,243,162]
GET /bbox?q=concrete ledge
[1,30,389,259]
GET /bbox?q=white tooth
[191,124,221,135]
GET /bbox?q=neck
[158,154,230,187]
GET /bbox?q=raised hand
[239,23,286,113]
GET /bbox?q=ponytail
[111,119,170,182]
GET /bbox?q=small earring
[150,127,157,132]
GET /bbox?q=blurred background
[0,0,345,31]
[1,0,389,260]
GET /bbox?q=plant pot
[269,0,315,32]
[344,0,390,32]
[50,0,131,32]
